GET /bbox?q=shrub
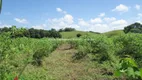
[115,57,142,80]
[32,48,48,66]
[73,34,115,62]
[76,33,82,37]
[113,33,142,66]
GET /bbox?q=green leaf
[114,70,121,77]
[135,71,140,76]
[139,68,142,78]
[124,58,137,67]
[127,67,135,78]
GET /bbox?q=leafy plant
[115,57,142,80]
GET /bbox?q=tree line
[59,27,76,32]
[0,26,62,38]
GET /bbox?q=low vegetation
[1,22,142,80]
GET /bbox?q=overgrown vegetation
[1,23,142,80]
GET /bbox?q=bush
[73,34,115,62]
[115,57,142,80]
[76,33,82,37]
[64,27,75,32]
[113,33,142,66]
[32,48,49,66]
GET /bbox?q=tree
[29,28,36,38]
[49,29,62,38]
[59,28,64,32]
[76,33,81,37]
[124,22,142,33]
[0,0,2,13]
[64,27,75,32]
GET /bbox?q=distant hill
[103,30,124,37]
[60,31,99,38]
[60,30,125,38]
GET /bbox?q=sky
[0,0,142,33]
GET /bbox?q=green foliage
[104,30,124,37]
[0,34,60,79]
[0,26,62,38]
[115,57,142,80]
[32,48,49,66]
[60,31,97,38]
[73,34,115,62]
[76,33,82,37]
[113,33,142,66]
[1,27,142,79]
[124,22,142,33]
[59,27,76,32]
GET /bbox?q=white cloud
[0,24,11,28]
[56,8,62,12]
[43,8,129,33]
[112,4,129,13]
[110,19,127,25]
[88,24,109,32]
[138,13,142,17]
[99,13,105,17]
[47,15,128,32]
[135,4,140,10]
[78,19,90,27]
[104,17,116,22]
[32,24,46,29]
[90,18,102,23]
[14,18,28,24]
[47,14,79,30]
[56,8,67,14]
[64,14,74,24]
[110,19,128,29]
[136,21,142,24]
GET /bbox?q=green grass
[103,30,124,37]
[60,31,99,38]
[60,30,124,38]
[20,44,114,80]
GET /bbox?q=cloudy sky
[0,0,142,33]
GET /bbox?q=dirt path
[22,44,114,80]
[41,44,113,80]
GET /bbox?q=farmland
[1,0,142,80]
[1,24,142,80]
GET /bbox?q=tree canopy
[0,26,62,38]
[59,27,76,32]
[124,22,142,33]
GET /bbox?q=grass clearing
[103,30,124,37]
[21,44,114,80]
[60,31,98,38]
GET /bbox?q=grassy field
[60,31,99,38]
[22,44,114,80]
[103,30,124,37]
[60,30,124,38]
[1,31,142,80]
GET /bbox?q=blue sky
[0,0,142,32]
